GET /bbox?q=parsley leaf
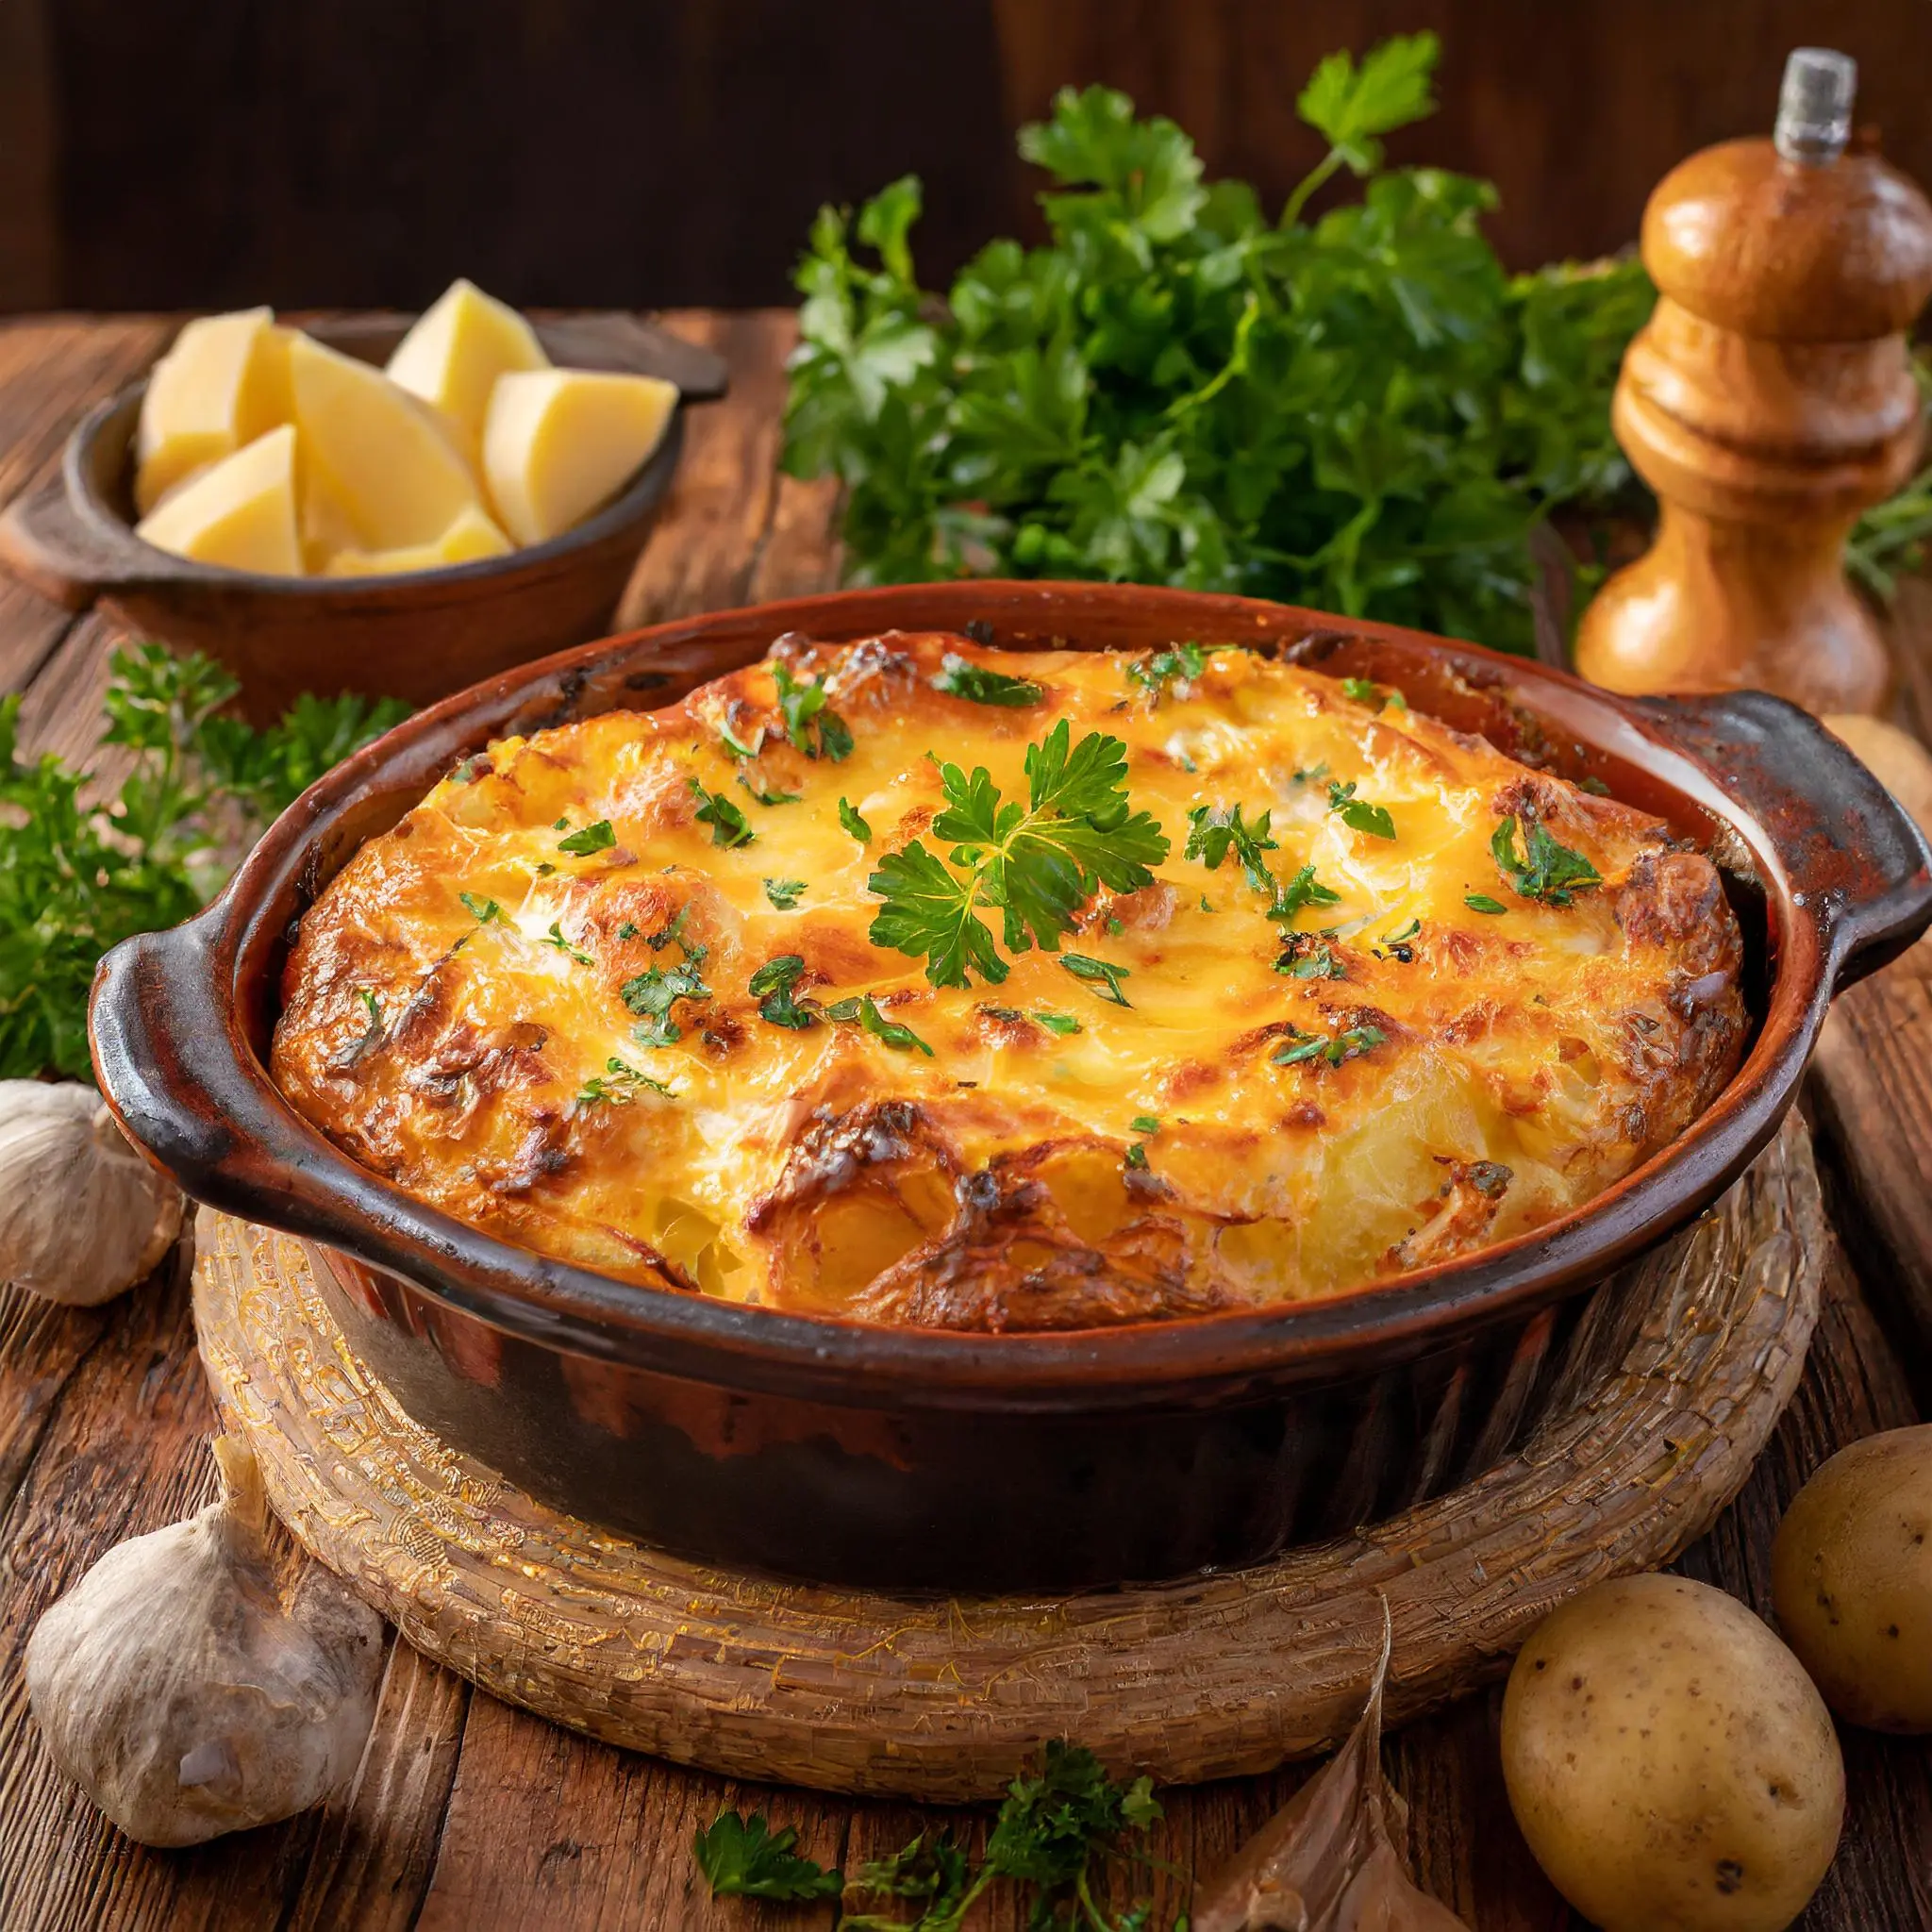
[771,662,855,761]
[762,876,808,909]
[1270,863,1342,927]
[1327,779,1396,841]
[869,721,1169,989]
[1034,1009,1082,1036]
[717,719,762,759]
[1126,642,1206,700]
[1295,31,1440,183]
[574,1057,675,1110]
[622,961,711,1046]
[839,796,873,843]
[1131,1114,1161,1134]
[932,654,1044,707]
[647,904,708,966]
[738,771,802,808]
[557,818,615,856]
[541,922,594,966]
[1490,812,1602,906]
[1060,953,1132,1006]
[1274,1023,1388,1068]
[854,993,934,1057]
[1465,891,1508,915]
[1185,802,1278,893]
[691,1809,841,1903]
[689,775,755,848]
[1277,932,1344,979]
[750,954,817,1028]
[458,892,502,924]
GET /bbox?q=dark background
[3,0,1929,315]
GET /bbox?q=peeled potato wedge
[482,368,677,546]
[134,424,301,575]
[387,279,550,462]
[322,505,514,577]
[134,309,291,516]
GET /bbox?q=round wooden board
[192,1112,1824,1801]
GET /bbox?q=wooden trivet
[191,1113,1824,1802]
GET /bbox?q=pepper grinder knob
[1574,47,1932,715]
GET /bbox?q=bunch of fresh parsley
[693,1741,1174,1928]
[0,641,408,1083]
[785,33,1931,654]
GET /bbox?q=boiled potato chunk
[323,504,513,577]
[1502,1574,1843,1932]
[134,308,291,514]
[1773,1424,1932,1732]
[387,278,550,461]
[134,424,301,575]
[288,334,483,550]
[483,368,676,545]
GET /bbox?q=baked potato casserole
[272,631,1745,1332]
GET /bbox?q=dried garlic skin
[25,1436,383,1847]
[0,1081,183,1305]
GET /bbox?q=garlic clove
[0,1081,184,1305]
[25,1435,385,1847]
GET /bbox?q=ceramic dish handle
[1638,688,1932,991]
[0,475,164,608]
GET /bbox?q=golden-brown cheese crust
[272,633,1746,1331]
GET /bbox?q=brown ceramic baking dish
[91,582,1932,1592]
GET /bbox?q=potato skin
[1773,1424,1932,1732]
[1501,1574,1844,1932]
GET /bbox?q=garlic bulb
[25,1436,384,1846]
[0,1080,183,1304]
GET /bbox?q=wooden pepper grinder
[1574,49,1932,714]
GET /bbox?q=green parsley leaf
[1185,802,1278,893]
[1464,891,1508,915]
[771,662,855,761]
[557,818,615,856]
[691,1809,841,1903]
[738,771,802,808]
[1276,933,1344,979]
[1296,31,1440,179]
[541,922,594,966]
[1382,918,1421,944]
[718,719,762,759]
[1060,952,1132,1006]
[839,796,873,843]
[868,720,1169,990]
[762,877,808,909]
[1033,1009,1082,1036]
[1130,1114,1161,1134]
[1273,1023,1388,1068]
[622,961,711,1046]
[1292,762,1331,787]
[1327,779,1396,841]
[1125,642,1206,700]
[749,954,817,1028]
[1271,863,1342,925]
[1490,812,1602,906]
[458,892,502,924]
[854,993,934,1057]
[1124,1142,1150,1171]
[646,904,708,965]
[689,775,755,848]
[932,654,1044,707]
[575,1057,676,1110]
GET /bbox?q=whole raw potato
[1773,1425,1932,1732]
[1502,1574,1843,1932]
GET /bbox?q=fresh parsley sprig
[623,961,711,1046]
[1327,780,1396,841]
[690,775,755,848]
[692,1810,842,1903]
[868,720,1169,989]
[932,655,1043,707]
[1490,811,1601,905]
[772,662,855,760]
[1274,1023,1387,1068]
[1184,803,1278,894]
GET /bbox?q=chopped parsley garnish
[1125,641,1207,699]
[353,989,384,1046]
[616,921,639,941]
[541,922,594,966]
[749,954,817,1028]
[689,775,755,847]
[1271,862,1342,926]
[622,961,711,1046]
[839,796,872,843]
[557,818,616,856]
[1292,761,1329,785]
[718,719,762,759]
[691,1809,841,1904]
[931,654,1044,707]
[574,1057,675,1110]
[851,993,934,1057]
[1382,918,1421,944]
[1034,1009,1082,1036]
[646,904,708,965]
[771,662,854,761]
[762,876,808,909]
[1327,779,1396,841]
[1124,1142,1150,1171]
[1059,952,1133,1007]
[458,892,502,924]
[1277,932,1344,979]
[1491,812,1602,906]
[738,771,802,808]
[1184,802,1278,893]
[450,755,488,784]
[1579,774,1612,797]
[1465,892,1508,915]
[1273,1024,1387,1068]
[1198,893,1213,913]
[1130,1114,1161,1134]
[868,720,1168,989]
[1341,675,1407,712]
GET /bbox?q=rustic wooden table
[0,310,1927,1932]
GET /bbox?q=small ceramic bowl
[0,312,727,722]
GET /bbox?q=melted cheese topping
[273,634,1745,1332]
